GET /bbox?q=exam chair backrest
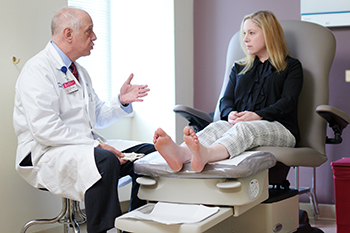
[213,20,336,156]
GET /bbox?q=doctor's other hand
[98,143,127,165]
[119,73,150,106]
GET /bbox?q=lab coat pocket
[58,86,85,120]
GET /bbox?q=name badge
[63,80,78,94]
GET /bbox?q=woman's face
[243,19,268,61]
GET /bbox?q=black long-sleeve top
[219,56,303,143]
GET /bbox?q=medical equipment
[115,20,350,232]
[115,151,299,233]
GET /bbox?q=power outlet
[346,70,350,82]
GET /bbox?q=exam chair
[174,19,350,219]
[114,20,350,233]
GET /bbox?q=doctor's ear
[63,27,73,42]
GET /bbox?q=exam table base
[115,192,299,233]
[137,170,269,216]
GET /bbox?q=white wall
[174,0,194,143]
[97,0,194,144]
[0,1,66,232]
[110,0,176,144]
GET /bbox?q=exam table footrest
[115,189,300,233]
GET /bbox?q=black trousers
[84,143,155,233]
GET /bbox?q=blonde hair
[238,11,290,74]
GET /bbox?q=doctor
[13,6,155,233]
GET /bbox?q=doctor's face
[72,12,97,59]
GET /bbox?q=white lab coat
[13,42,131,201]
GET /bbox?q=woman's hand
[119,73,150,106]
[228,111,262,126]
[228,111,239,125]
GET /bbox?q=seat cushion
[250,147,327,167]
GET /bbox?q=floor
[310,219,337,233]
[75,219,337,233]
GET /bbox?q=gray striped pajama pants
[196,120,296,159]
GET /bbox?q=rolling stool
[20,176,133,233]
[19,154,87,233]
[20,195,86,233]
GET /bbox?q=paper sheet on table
[209,151,258,166]
[119,202,220,225]
[141,151,257,166]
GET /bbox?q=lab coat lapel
[47,42,82,87]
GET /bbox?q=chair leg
[59,199,87,233]
[70,200,80,233]
[64,223,69,233]
[20,198,68,233]
[308,167,320,217]
[294,166,320,219]
[74,200,87,224]
[307,190,320,218]
[20,197,87,233]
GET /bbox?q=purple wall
[193,0,350,204]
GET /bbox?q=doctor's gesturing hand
[119,73,150,106]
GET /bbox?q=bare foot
[183,126,210,172]
[153,128,190,172]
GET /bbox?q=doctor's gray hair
[51,7,83,36]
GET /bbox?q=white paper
[209,151,257,166]
[119,202,220,225]
[122,152,144,161]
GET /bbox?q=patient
[154,10,303,173]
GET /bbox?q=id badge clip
[63,80,78,94]
[60,66,78,94]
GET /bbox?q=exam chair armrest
[316,105,350,144]
[173,105,213,132]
